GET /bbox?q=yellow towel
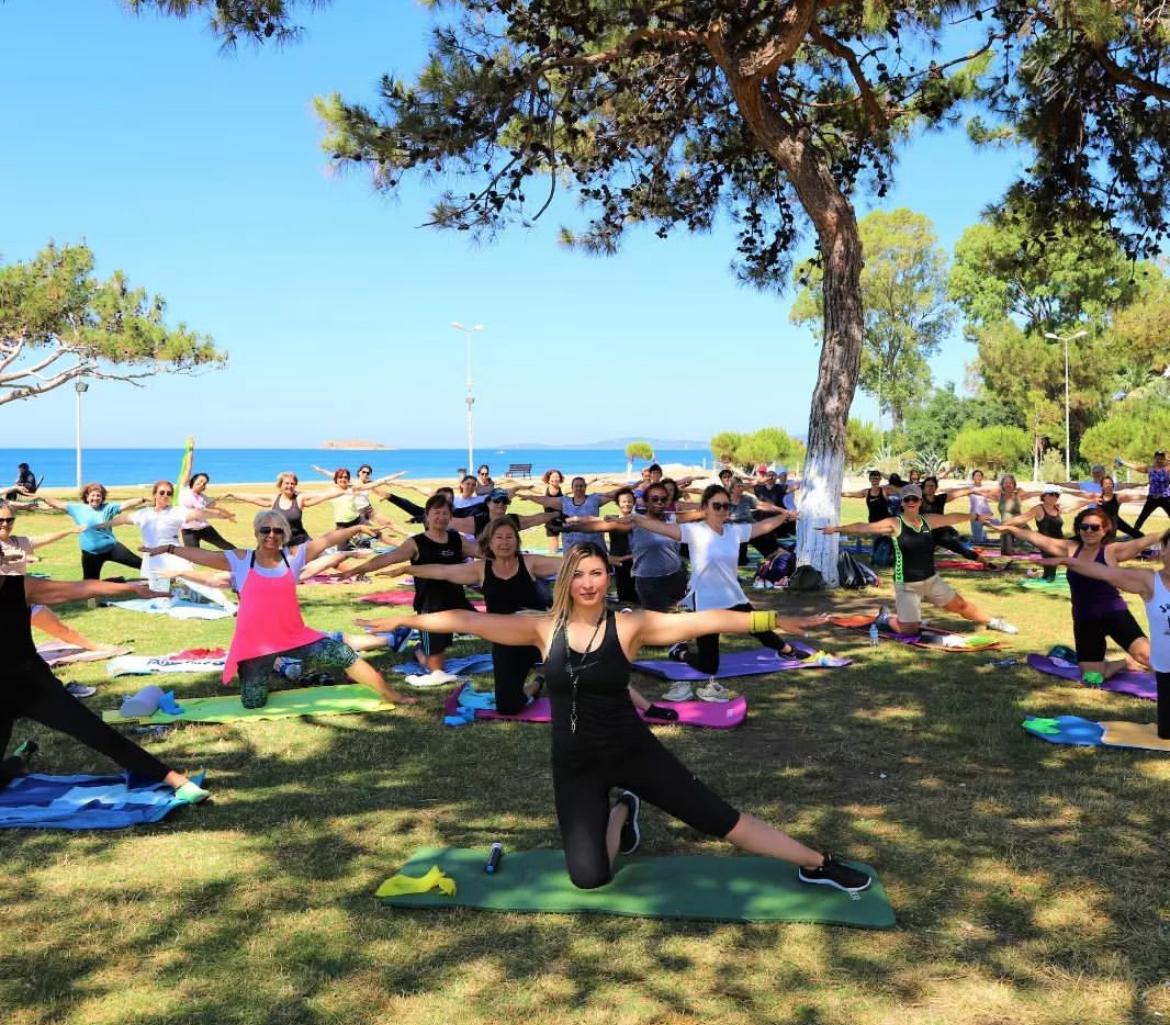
[375,864,457,898]
[1099,721,1170,752]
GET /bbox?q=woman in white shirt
[625,484,800,701]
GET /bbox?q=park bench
[506,463,533,478]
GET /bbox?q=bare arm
[922,512,983,530]
[38,496,72,513]
[748,511,795,539]
[526,493,562,511]
[28,527,83,550]
[625,512,682,541]
[299,487,344,510]
[340,539,419,578]
[819,518,896,537]
[305,525,377,562]
[991,523,1074,557]
[26,577,163,606]
[1057,557,1155,600]
[221,492,274,508]
[522,554,563,578]
[357,609,547,649]
[139,543,233,571]
[1001,503,1043,529]
[517,510,559,530]
[628,609,829,651]
[560,516,630,535]
[1106,533,1166,564]
[398,561,483,585]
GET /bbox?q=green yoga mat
[377,846,895,928]
[102,684,393,724]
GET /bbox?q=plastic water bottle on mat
[869,622,880,647]
[148,572,171,595]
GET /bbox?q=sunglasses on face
[647,496,668,504]
[156,491,173,497]
[708,502,731,511]
[257,526,286,536]
[1079,523,1103,532]
[0,517,14,525]
[902,497,921,504]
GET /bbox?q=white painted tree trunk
[796,439,844,586]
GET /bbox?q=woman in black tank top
[223,472,339,548]
[395,518,563,713]
[365,542,872,894]
[1003,490,1087,580]
[1,574,208,802]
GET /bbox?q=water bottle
[485,841,503,874]
[148,572,171,595]
[869,622,880,647]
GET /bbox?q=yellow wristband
[750,609,777,633]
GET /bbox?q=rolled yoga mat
[377,846,894,928]
[632,641,848,682]
[443,684,748,729]
[103,683,393,724]
[1026,653,1157,701]
[0,771,205,830]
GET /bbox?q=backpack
[754,548,795,586]
[787,564,825,591]
[871,535,895,568]
[838,550,878,589]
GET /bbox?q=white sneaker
[410,670,460,688]
[987,617,1019,634]
[696,680,732,703]
[662,681,694,702]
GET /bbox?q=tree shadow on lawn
[3,598,1169,1023]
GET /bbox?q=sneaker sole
[619,791,640,855]
[797,872,872,894]
[697,691,731,703]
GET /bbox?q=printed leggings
[1,657,171,788]
[552,728,740,889]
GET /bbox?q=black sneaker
[667,643,689,662]
[617,790,641,855]
[66,683,97,698]
[798,853,871,894]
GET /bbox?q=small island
[321,439,393,450]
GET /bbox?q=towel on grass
[0,771,205,830]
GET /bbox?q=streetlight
[450,322,484,473]
[74,379,89,490]
[1043,329,1088,479]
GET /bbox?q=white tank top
[1143,572,1170,673]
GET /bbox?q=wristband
[749,609,777,633]
[167,544,174,554]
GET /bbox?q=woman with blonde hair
[359,541,870,894]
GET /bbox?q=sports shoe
[873,605,891,631]
[386,625,413,652]
[667,642,689,662]
[696,680,732,703]
[798,853,871,894]
[617,790,640,855]
[987,617,1019,634]
[662,680,694,702]
[66,683,97,698]
[411,669,460,688]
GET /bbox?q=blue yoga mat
[395,653,497,677]
[0,771,204,829]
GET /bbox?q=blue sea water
[4,448,713,489]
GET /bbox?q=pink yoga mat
[1027,653,1157,701]
[360,591,486,613]
[443,686,748,729]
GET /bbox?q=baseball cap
[488,488,510,503]
[901,484,922,499]
[1042,486,1061,495]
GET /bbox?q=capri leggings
[1133,496,1170,532]
[81,542,142,580]
[684,601,788,676]
[492,643,542,715]
[552,729,740,890]
[1,657,171,788]
[238,636,359,709]
[1072,609,1146,664]
[181,524,235,550]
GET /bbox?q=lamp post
[1043,329,1088,479]
[450,322,484,473]
[74,379,89,490]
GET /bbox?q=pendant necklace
[567,612,605,734]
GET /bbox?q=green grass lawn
[4,493,1170,1025]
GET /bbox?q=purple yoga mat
[443,686,749,729]
[1026,653,1157,701]
[631,641,850,682]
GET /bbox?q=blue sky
[0,1,1026,449]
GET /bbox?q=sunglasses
[708,501,731,511]
[156,490,173,497]
[257,526,286,536]
[0,517,14,525]
[1079,523,1104,532]
[647,496,668,504]
[902,497,921,503]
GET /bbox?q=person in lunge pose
[361,541,870,894]
[1117,450,1170,532]
[820,484,1019,637]
[40,483,149,579]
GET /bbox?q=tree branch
[809,25,889,133]
[1090,42,1170,101]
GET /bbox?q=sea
[5,447,714,489]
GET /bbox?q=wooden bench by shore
[506,462,533,478]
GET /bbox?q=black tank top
[1,575,37,663]
[273,496,309,546]
[866,488,891,522]
[412,529,473,613]
[1100,494,1120,522]
[1037,509,1064,540]
[921,492,947,516]
[894,516,936,583]
[544,611,644,746]
[608,528,631,561]
[482,557,548,614]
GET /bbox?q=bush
[1080,407,1170,466]
[846,419,881,469]
[948,425,1031,472]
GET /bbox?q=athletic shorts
[1072,609,1146,664]
[894,574,957,624]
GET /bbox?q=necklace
[565,612,606,735]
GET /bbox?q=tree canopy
[0,242,224,405]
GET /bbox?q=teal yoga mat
[378,846,895,928]
[102,684,394,724]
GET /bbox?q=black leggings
[181,524,235,550]
[1134,496,1170,532]
[684,601,788,676]
[1,658,171,788]
[932,527,981,563]
[81,542,142,580]
[553,729,740,889]
[492,643,542,715]
[1157,670,1170,740]
[613,561,637,604]
[1111,514,1142,540]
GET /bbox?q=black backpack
[788,565,825,591]
[838,550,878,589]
[871,535,895,568]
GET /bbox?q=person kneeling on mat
[360,541,871,894]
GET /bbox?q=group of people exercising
[7,448,1170,896]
